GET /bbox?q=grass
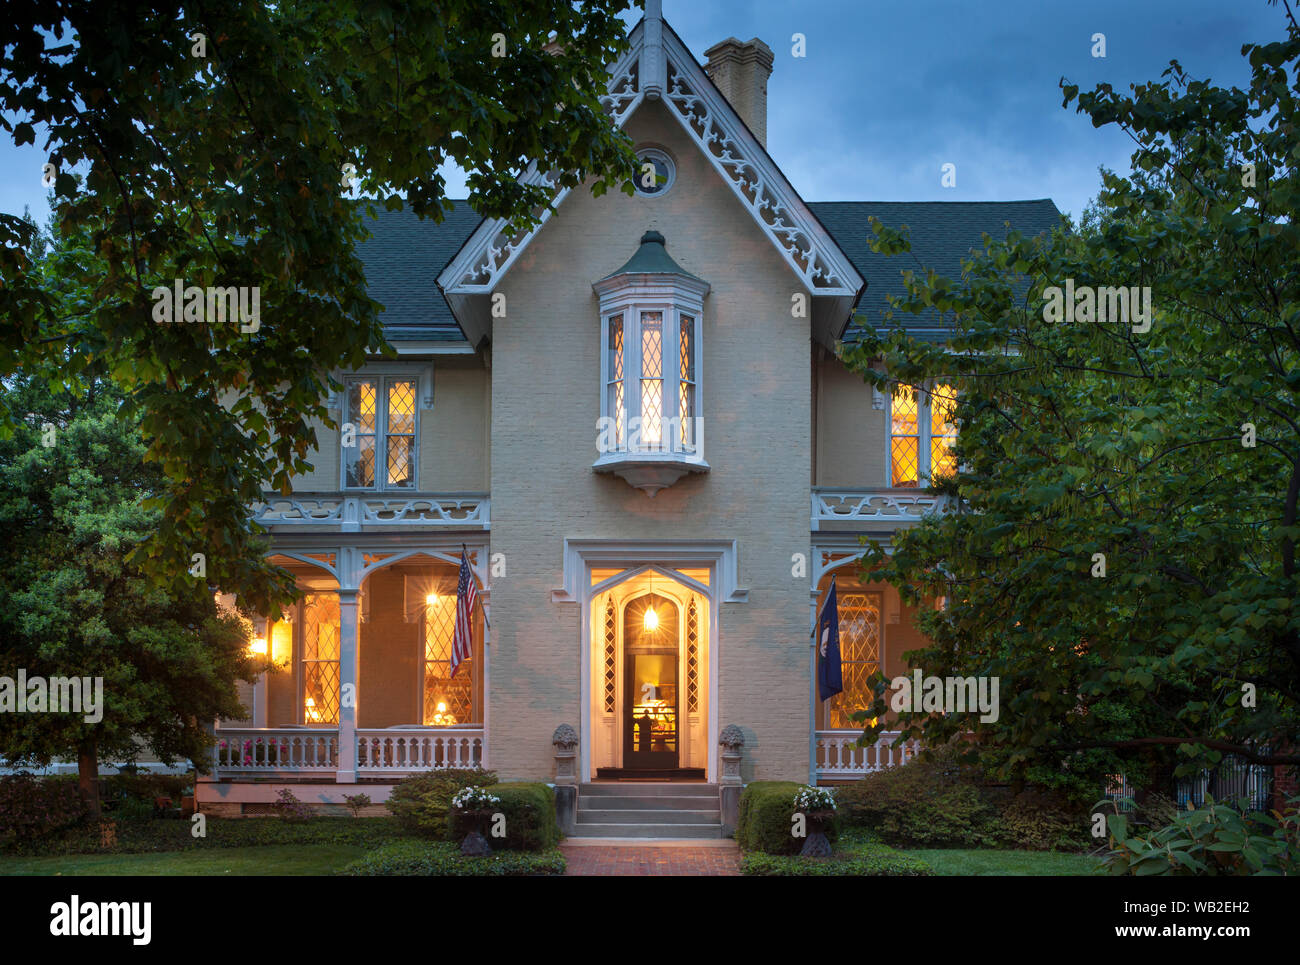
[899,848,1102,876]
[0,843,372,876]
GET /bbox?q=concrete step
[576,794,719,810]
[577,808,721,825]
[571,823,725,839]
[578,782,717,798]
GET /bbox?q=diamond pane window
[686,596,699,713]
[678,314,695,450]
[594,231,709,484]
[640,311,663,447]
[603,596,617,714]
[890,387,919,487]
[891,382,959,487]
[302,594,340,724]
[344,376,419,490]
[930,383,958,481]
[422,593,474,725]
[607,315,625,448]
[829,592,882,729]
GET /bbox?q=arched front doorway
[588,566,709,779]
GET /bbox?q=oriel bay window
[890,383,958,487]
[343,376,417,490]
[592,231,710,495]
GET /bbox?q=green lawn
[900,848,1101,876]
[0,843,370,876]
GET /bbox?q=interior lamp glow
[250,636,267,655]
[437,701,447,714]
[643,607,658,631]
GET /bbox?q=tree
[841,1,1300,793]
[0,373,260,818]
[0,0,641,613]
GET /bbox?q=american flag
[451,546,480,678]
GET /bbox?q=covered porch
[204,504,490,788]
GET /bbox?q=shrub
[447,782,560,850]
[340,839,565,876]
[834,744,997,848]
[736,781,840,855]
[1101,795,1300,876]
[271,788,311,822]
[741,842,932,876]
[992,788,1091,852]
[0,773,87,843]
[4,816,411,857]
[385,768,497,838]
[342,793,372,818]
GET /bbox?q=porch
[211,726,485,779]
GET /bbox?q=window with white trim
[890,382,957,488]
[602,307,699,454]
[342,376,417,490]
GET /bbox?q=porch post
[252,616,268,729]
[809,583,819,786]
[336,588,359,782]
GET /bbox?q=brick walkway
[560,843,741,876]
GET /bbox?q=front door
[622,593,679,769]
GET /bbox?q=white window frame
[594,281,707,463]
[340,374,421,492]
[886,381,958,488]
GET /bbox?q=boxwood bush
[341,839,565,876]
[0,773,88,844]
[384,767,497,838]
[447,782,560,850]
[735,781,840,855]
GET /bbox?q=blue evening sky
[0,0,1287,228]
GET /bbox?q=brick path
[560,843,741,876]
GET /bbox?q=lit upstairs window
[592,231,710,496]
[343,376,417,490]
[890,382,957,487]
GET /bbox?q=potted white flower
[792,785,837,857]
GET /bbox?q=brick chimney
[703,37,775,147]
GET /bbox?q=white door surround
[552,539,748,782]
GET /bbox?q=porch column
[336,588,359,782]
[251,616,268,729]
[809,586,819,785]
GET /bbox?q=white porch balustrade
[356,728,485,773]
[212,729,340,774]
[815,730,921,780]
[210,727,485,778]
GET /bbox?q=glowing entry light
[426,592,439,606]
[643,607,659,631]
[250,636,268,655]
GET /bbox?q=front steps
[574,782,723,839]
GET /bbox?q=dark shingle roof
[355,198,1061,343]
[808,200,1062,341]
[355,200,483,341]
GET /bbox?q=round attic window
[633,148,675,197]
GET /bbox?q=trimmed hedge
[735,781,840,855]
[742,839,932,876]
[448,782,560,851]
[0,773,88,845]
[385,768,498,838]
[341,839,565,876]
[3,815,411,857]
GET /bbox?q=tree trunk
[77,738,100,819]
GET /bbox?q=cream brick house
[197,4,1059,834]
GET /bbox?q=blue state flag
[817,577,843,702]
